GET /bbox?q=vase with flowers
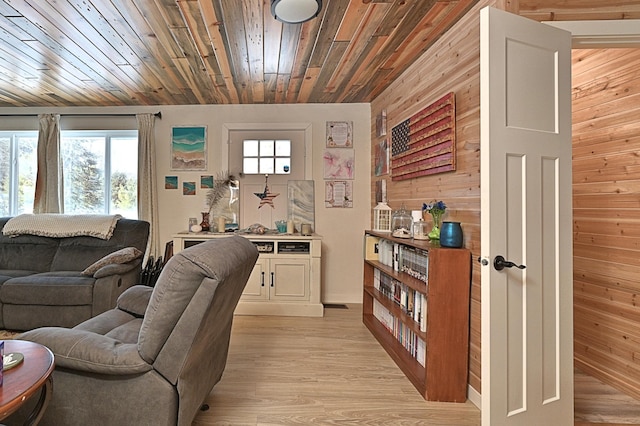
[422,200,447,240]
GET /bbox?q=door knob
[493,255,526,271]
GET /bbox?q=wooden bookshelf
[362,230,471,402]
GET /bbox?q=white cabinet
[172,232,323,317]
[243,258,269,300]
[243,257,309,302]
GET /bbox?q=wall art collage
[323,121,354,208]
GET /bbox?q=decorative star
[254,175,279,209]
[258,188,279,208]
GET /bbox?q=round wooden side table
[0,340,55,425]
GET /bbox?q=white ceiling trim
[544,20,640,48]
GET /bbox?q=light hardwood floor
[574,369,640,425]
[193,305,640,426]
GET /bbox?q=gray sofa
[0,216,150,330]
[18,236,258,426]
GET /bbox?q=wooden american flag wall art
[390,92,456,181]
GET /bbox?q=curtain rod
[0,111,162,119]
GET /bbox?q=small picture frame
[326,121,353,147]
[325,180,353,208]
[374,138,389,176]
[183,181,196,195]
[165,176,178,189]
[201,175,214,189]
[376,109,387,137]
[323,148,355,180]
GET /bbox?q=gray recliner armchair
[17,236,258,426]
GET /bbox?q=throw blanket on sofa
[2,214,122,240]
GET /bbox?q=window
[61,131,138,218]
[0,129,138,218]
[228,127,306,229]
[242,139,291,174]
[0,131,38,216]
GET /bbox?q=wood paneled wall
[517,0,640,20]
[370,0,489,394]
[371,0,640,399]
[572,47,640,400]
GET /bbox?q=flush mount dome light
[271,0,322,24]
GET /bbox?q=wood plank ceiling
[0,0,478,107]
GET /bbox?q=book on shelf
[377,238,394,268]
[372,299,426,366]
[400,245,429,283]
[374,268,426,330]
[420,294,427,333]
[373,299,394,331]
[416,338,426,366]
[367,234,430,283]
[393,243,401,272]
[364,235,380,261]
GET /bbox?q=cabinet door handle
[270,271,274,287]
[261,271,265,287]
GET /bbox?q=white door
[228,129,306,229]
[480,7,573,425]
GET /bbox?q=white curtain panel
[137,113,159,258]
[33,113,62,213]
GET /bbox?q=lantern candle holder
[373,202,392,232]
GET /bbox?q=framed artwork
[165,176,178,189]
[326,121,353,147]
[390,92,456,180]
[323,148,355,179]
[374,138,389,176]
[375,179,387,204]
[325,180,353,208]
[171,126,207,170]
[183,181,196,195]
[288,180,315,231]
[376,109,387,137]
[201,175,214,189]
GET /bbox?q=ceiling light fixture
[271,0,322,24]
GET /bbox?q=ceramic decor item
[440,221,463,248]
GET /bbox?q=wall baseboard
[467,385,481,409]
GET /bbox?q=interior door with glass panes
[228,129,305,230]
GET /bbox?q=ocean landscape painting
[165,176,178,189]
[171,126,207,170]
[183,181,196,195]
